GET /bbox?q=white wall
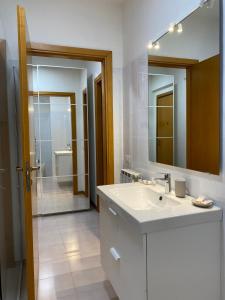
[0,19,4,38]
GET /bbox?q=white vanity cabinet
[99,197,221,300]
[100,200,147,300]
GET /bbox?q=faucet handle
[157,172,169,178]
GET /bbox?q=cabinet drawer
[100,200,121,296]
[100,199,147,300]
[117,216,147,300]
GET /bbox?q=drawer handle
[108,207,117,216]
[110,247,120,261]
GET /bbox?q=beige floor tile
[39,259,71,279]
[39,244,66,262]
[68,255,101,272]
[72,267,106,288]
[63,242,80,257]
[57,291,79,300]
[79,242,100,258]
[76,281,117,300]
[38,278,57,300]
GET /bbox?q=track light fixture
[147,41,160,50]
[168,23,183,34]
[200,0,215,8]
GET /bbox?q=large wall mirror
[148,0,220,175]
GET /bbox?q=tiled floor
[37,192,90,215]
[38,210,118,300]
[37,178,90,215]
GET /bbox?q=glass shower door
[32,66,90,214]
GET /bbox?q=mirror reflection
[148,0,220,175]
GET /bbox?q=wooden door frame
[148,55,199,167]
[156,91,174,165]
[94,74,104,211]
[82,88,89,197]
[27,43,114,185]
[29,91,79,195]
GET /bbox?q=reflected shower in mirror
[148,0,220,175]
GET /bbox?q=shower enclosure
[29,65,90,215]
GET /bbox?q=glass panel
[34,103,86,142]
[148,139,157,162]
[148,75,174,163]
[33,65,90,214]
[37,175,89,215]
[36,140,87,178]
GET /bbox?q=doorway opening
[28,60,104,215]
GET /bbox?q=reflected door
[156,92,174,165]
[188,55,220,174]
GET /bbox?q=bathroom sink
[54,150,72,155]
[109,185,181,211]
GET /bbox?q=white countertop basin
[97,183,222,234]
[110,185,181,210]
[54,150,72,156]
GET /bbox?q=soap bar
[192,197,214,208]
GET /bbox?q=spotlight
[147,42,154,49]
[168,23,175,33]
[154,42,160,50]
[177,23,183,33]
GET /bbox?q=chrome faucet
[154,173,171,194]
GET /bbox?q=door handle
[16,166,23,172]
[30,166,40,172]
[110,247,120,262]
[108,207,117,216]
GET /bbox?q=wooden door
[187,55,220,174]
[17,6,39,300]
[95,75,104,209]
[156,92,173,165]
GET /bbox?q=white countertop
[97,183,222,234]
[54,150,72,156]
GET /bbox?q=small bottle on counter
[174,178,186,198]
